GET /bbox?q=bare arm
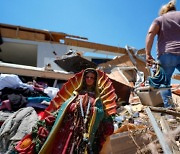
[145,23,160,66]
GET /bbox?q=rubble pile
[0,64,180,153]
[109,97,180,154]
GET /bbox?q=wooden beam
[137,48,146,55]
[149,106,180,117]
[172,74,180,80]
[0,62,74,80]
[0,23,87,43]
[64,38,127,54]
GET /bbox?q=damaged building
[0,23,180,154]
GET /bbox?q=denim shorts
[158,53,180,84]
[158,53,180,107]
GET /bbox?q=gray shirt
[153,11,180,57]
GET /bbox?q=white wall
[37,42,68,69]
[1,37,123,71]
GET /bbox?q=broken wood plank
[145,107,173,154]
[149,106,180,117]
[160,116,180,153]
[172,74,180,80]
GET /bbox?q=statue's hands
[69,103,77,112]
[82,94,88,108]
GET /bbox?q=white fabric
[0,74,33,90]
[44,86,59,99]
[135,71,145,87]
[136,71,144,83]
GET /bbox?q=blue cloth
[158,53,180,107]
[26,97,51,110]
[148,65,170,89]
[27,97,51,103]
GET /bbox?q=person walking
[145,0,180,108]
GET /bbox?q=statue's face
[85,72,96,87]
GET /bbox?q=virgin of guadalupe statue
[15,68,117,154]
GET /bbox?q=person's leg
[158,53,177,107]
[160,89,172,107]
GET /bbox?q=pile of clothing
[0,74,59,153]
